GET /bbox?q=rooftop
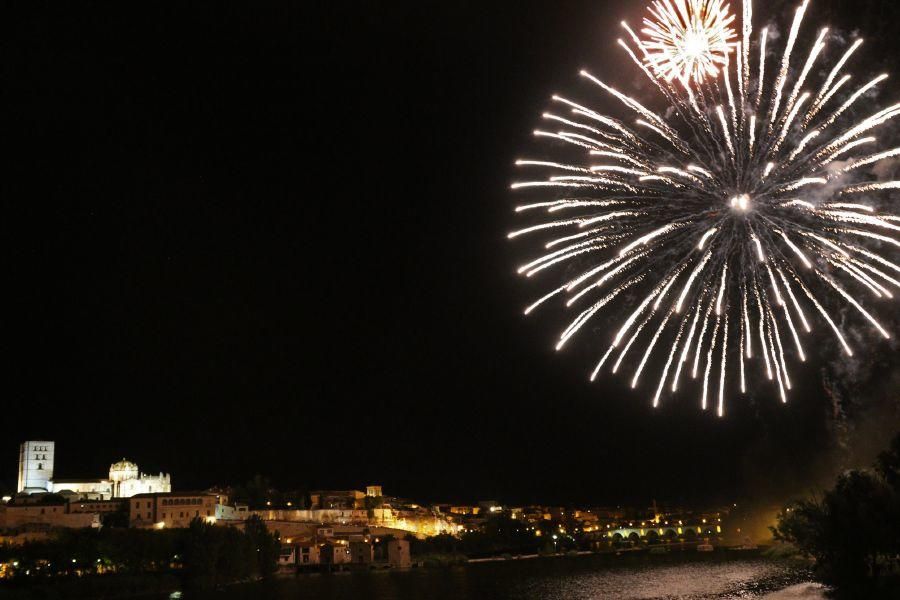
[129,491,215,499]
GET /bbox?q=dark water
[165,556,824,600]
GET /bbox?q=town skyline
[4,439,746,513]
[4,437,749,545]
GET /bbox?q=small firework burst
[642,0,738,83]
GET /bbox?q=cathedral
[17,441,171,500]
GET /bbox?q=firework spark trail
[821,135,875,165]
[672,294,705,392]
[767,307,789,402]
[692,291,717,379]
[743,289,753,357]
[558,277,644,349]
[753,282,773,380]
[566,252,648,305]
[702,313,722,410]
[768,303,792,391]
[784,28,828,122]
[676,250,713,311]
[808,38,864,121]
[511,0,900,415]
[843,229,900,249]
[850,257,900,290]
[844,147,900,171]
[739,301,747,392]
[807,74,853,126]
[838,258,893,297]
[787,130,820,163]
[820,273,891,338]
[613,312,656,374]
[655,313,690,406]
[773,92,810,153]
[717,105,736,159]
[755,27,768,109]
[765,264,785,307]
[725,55,738,132]
[633,310,674,388]
[718,315,729,416]
[742,0,752,96]
[777,268,812,332]
[745,116,756,158]
[798,279,854,355]
[715,264,728,314]
[844,244,900,276]
[770,0,810,129]
[591,345,617,380]
[817,75,891,135]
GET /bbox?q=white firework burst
[510,0,900,416]
[642,0,738,83]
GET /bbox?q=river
[159,555,828,600]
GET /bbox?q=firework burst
[510,0,900,416]
[642,0,738,83]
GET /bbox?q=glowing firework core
[729,194,751,212]
[683,31,710,61]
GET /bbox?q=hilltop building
[16,441,171,500]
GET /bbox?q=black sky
[4,1,899,507]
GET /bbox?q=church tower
[17,441,55,493]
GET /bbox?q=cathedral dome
[109,459,139,482]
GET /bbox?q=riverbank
[180,554,818,599]
[760,583,830,599]
[0,551,815,599]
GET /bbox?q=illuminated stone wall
[253,507,458,538]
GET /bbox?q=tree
[364,495,384,510]
[772,433,900,584]
[364,495,384,518]
[182,519,222,589]
[232,475,276,509]
[876,434,900,491]
[243,515,280,578]
[101,505,130,528]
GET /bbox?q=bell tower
[17,441,55,493]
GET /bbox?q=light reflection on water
[174,557,822,600]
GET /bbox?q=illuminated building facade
[16,441,171,499]
[129,492,218,529]
[310,490,367,509]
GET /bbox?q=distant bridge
[598,522,722,543]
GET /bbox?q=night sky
[5,1,900,507]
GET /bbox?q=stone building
[349,540,374,565]
[387,538,411,568]
[129,492,218,529]
[0,499,101,529]
[15,441,171,500]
